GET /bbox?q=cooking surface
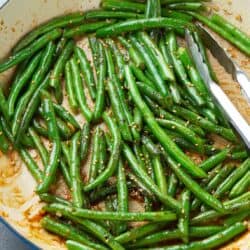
[0,0,250,249]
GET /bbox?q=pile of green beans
[0,0,249,249]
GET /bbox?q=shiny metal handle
[235,66,250,103]
[210,81,250,150]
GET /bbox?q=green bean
[19,149,43,183]
[136,82,171,109]
[61,216,125,250]
[66,240,96,250]
[231,150,249,160]
[106,79,132,141]
[41,216,106,250]
[165,155,225,213]
[189,12,250,56]
[142,144,156,182]
[80,123,90,162]
[14,74,50,145]
[65,61,78,111]
[226,192,250,206]
[127,172,155,199]
[167,2,205,11]
[93,41,106,122]
[215,158,250,198]
[88,127,102,183]
[142,135,161,156]
[145,97,205,137]
[39,193,71,206]
[157,119,205,153]
[143,223,247,250]
[166,32,205,106]
[0,88,10,122]
[85,10,144,19]
[115,223,166,244]
[102,0,145,13]
[123,143,181,213]
[178,190,190,243]
[54,37,67,60]
[118,37,145,69]
[178,47,208,100]
[96,17,189,37]
[70,57,92,122]
[28,127,48,166]
[36,96,61,194]
[117,160,129,233]
[7,51,42,117]
[56,117,74,139]
[105,46,139,141]
[211,14,250,47]
[12,42,56,136]
[133,107,143,135]
[84,113,121,192]
[106,39,125,81]
[152,156,168,195]
[50,40,74,103]
[90,181,134,204]
[167,173,178,197]
[32,119,49,138]
[199,148,230,172]
[163,10,193,22]
[53,103,80,129]
[125,65,207,178]
[129,35,169,97]
[60,158,72,188]
[229,171,250,198]
[171,105,236,142]
[224,211,249,226]
[191,200,250,225]
[64,21,114,39]
[0,29,62,73]
[97,133,107,175]
[69,131,83,207]
[74,46,96,100]
[45,203,177,222]
[146,0,155,18]
[138,32,175,82]
[0,123,9,153]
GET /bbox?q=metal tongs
[185,25,250,150]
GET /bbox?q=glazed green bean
[166,32,205,106]
[65,61,78,110]
[142,135,161,156]
[84,113,121,191]
[39,193,71,206]
[165,155,225,213]
[85,10,144,19]
[36,95,61,194]
[74,46,96,100]
[0,29,62,73]
[60,158,72,188]
[96,17,189,37]
[125,65,207,178]
[167,2,205,11]
[152,156,168,195]
[117,160,129,233]
[7,51,42,117]
[229,171,250,198]
[199,148,230,172]
[88,127,102,183]
[0,88,10,122]
[142,223,247,250]
[123,143,181,213]
[70,57,92,122]
[93,41,106,122]
[80,123,90,162]
[50,40,74,103]
[167,173,178,197]
[189,12,250,56]
[64,21,115,39]
[133,107,143,135]
[28,127,48,166]
[41,216,106,250]
[0,123,9,153]
[214,158,250,198]
[66,240,96,250]
[102,0,145,13]
[45,203,177,222]
[12,42,56,136]
[19,149,43,183]
[70,131,83,207]
[129,35,169,97]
